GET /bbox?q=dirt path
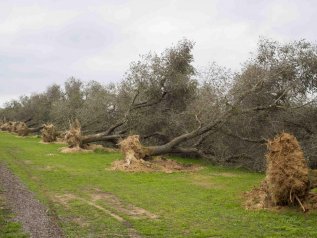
[0,163,64,238]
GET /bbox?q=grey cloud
[1,0,317,106]
[55,18,118,51]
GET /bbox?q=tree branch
[131,91,167,110]
[220,129,267,144]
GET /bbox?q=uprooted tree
[117,74,294,166]
[113,134,201,173]
[61,40,194,149]
[110,38,316,170]
[117,77,280,169]
[0,120,43,136]
[64,118,125,148]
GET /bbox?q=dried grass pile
[59,146,91,153]
[111,156,201,173]
[245,132,310,211]
[64,119,82,148]
[244,180,273,210]
[41,124,57,142]
[84,144,118,152]
[16,122,29,136]
[59,143,112,153]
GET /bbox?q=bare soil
[0,163,64,238]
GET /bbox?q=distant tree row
[1,38,317,171]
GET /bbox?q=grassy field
[0,132,317,237]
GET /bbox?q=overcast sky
[0,0,316,106]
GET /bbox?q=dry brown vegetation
[41,124,57,142]
[16,122,29,136]
[111,156,201,173]
[118,135,149,163]
[0,122,13,132]
[0,121,29,136]
[10,121,18,133]
[64,119,82,148]
[266,133,309,206]
[0,121,43,137]
[59,143,118,154]
[113,135,201,173]
[245,133,316,212]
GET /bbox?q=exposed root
[118,135,149,164]
[16,122,29,136]
[10,121,18,133]
[0,122,12,131]
[41,124,57,142]
[1,121,29,136]
[245,132,311,212]
[303,193,317,210]
[116,135,201,173]
[295,195,306,212]
[64,119,82,148]
[244,180,273,210]
[266,133,309,205]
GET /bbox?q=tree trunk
[142,84,281,158]
[81,133,124,144]
[29,126,44,133]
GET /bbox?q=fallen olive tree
[112,134,201,173]
[64,118,126,148]
[0,120,43,136]
[121,79,287,162]
[74,70,309,164]
[63,85,168,148]
[122,66,317,166]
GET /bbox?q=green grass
[1,132,317,237]
[0,189,28,238]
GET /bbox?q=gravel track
[0,163,64,238]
